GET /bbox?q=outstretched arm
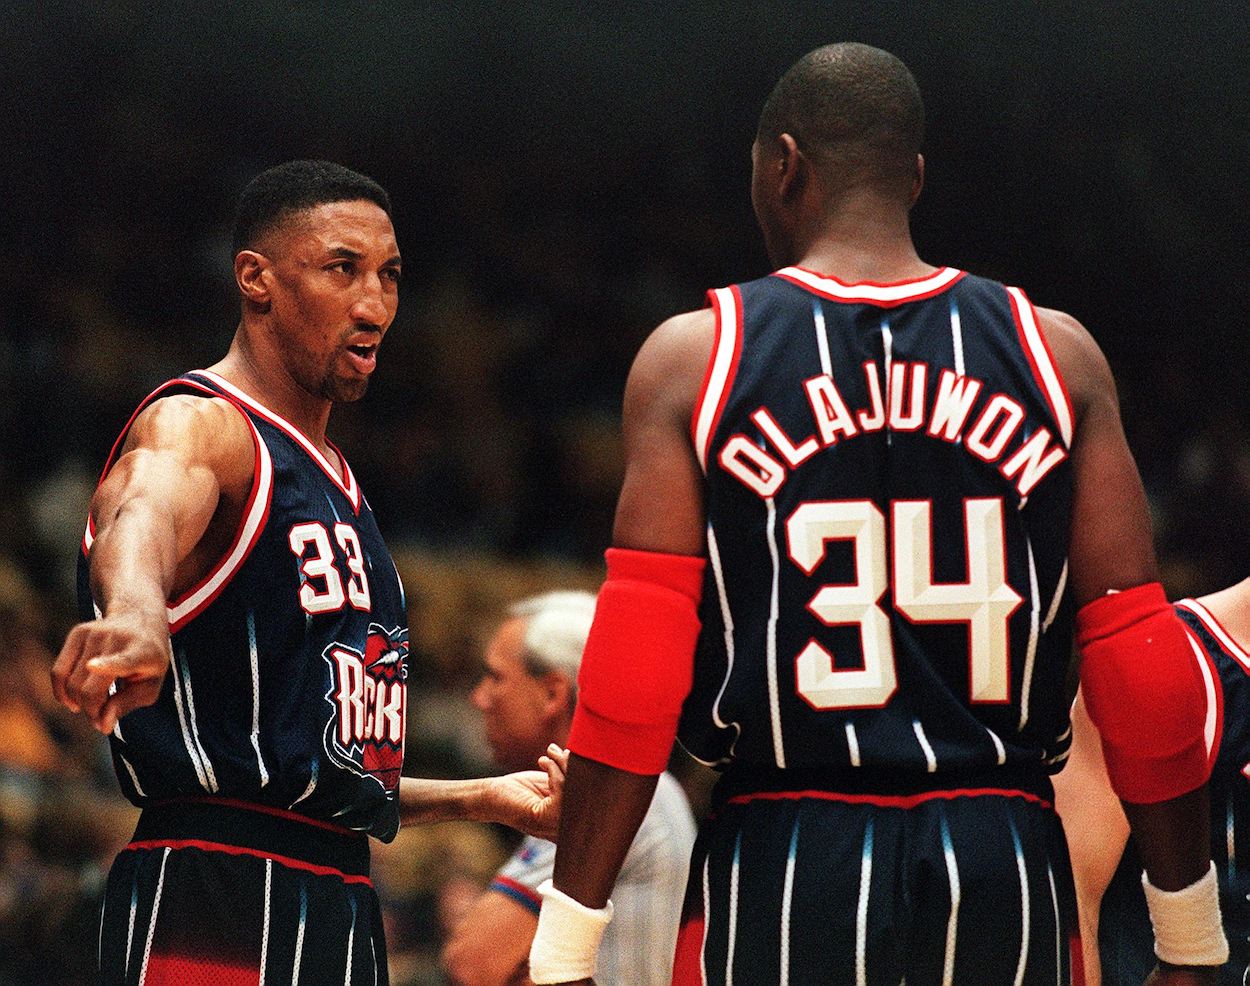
[1042,306,1223,980]
[531,309,713,986]
[400,746,568,841]
[51,395,254,734]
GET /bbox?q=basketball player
[442,591,694,986]
[525,45,1226,986]
[51,161,565,985]
[1058,579,1250,985]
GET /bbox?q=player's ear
[776,132,805,201]
[910,153,925,207]
[235,250,273,312]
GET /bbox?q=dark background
[0,3,1247,981]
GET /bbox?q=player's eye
[382,267,402,284]
[328,260,354,275]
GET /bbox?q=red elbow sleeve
[1077,582,1217,804]
[567,547,706,775]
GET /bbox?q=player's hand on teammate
[51,611,172,735]
[1145,962,1220,985]
[491,744,569,841]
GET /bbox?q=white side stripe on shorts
[780,814,801,986]
[940,814,961,986]
[259,858,272,986]
[1012,825,1030,986]
[138,847,171,986]
[856,819,874,986]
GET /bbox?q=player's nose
[350,274,390,326]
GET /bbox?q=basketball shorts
[671,767,1081,986]
[96,798,387,986]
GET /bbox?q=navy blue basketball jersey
[77,370,409,841]
[679,267,1076,780]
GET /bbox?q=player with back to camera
[524,43,1227,986]
[1057,575,1250,985]
[442,591,695,986]
[51,160,565,986]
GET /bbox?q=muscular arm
[51,396,254,733]
[549,310,712,926]
[1041,308,1215,968]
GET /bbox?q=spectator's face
[471,617,560,770]
[256,199,401,403]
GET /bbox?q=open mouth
[345,343,379,374]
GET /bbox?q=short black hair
[232,160,392,254]
[757,43,924,190]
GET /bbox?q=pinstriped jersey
[76,370,409,841]
[678,267,1075,780]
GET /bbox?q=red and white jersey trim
[166,414,272,632]
[195,370,361,512]
[1177,598,1250,671]
[81,379,275,633]
[773,266,966,308]
[1180,622,1224,765]
[1006,288,1074,448]
[692,287,744,473]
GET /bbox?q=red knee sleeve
[567,547,705,775]
[1077,582,1214,804]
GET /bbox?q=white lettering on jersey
[723,361,1067,499]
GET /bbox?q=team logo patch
[322,623,408,791]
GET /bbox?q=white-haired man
[443,592,696,986]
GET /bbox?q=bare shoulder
[1033,306,1116,420]
[118,394,255,491]
[625,307,717,420]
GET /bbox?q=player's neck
[787,195,933,284]
[211,330,334,448]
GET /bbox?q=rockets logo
[322,623,408,791]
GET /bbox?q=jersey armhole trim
[691,286,744,473]
[165,390,273,632]
[80,379,274,631]
[1006,287,1074,447]
[1176,619,1225,768]
[1176,598,1250,667]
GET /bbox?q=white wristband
[1142,862,1229,967]
[528,880,614,984]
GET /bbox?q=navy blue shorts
[672,768,1081,986]
[97,798,386,986]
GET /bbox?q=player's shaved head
[758,43,923,196]
[232,159,392,255]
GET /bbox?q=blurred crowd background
[0,2,1246,982]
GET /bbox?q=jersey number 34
[787,497,1021,710]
